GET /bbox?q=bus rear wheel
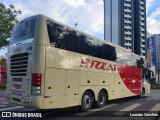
[96,90,107,108]
[80,91,93,112]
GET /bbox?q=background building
[104,0,146,58]
[147,34,160,83]
[0,58,7,83]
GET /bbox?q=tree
[0,57,6,65]
[0,3,21,49]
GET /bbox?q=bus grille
[10,53,29,76]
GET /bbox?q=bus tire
[96,90,107,108]
[80,91,93,112]
[139,88,145,97]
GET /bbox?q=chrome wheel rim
[99,93,106,105]
[83,95,91,108]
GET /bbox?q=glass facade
[104,0,146,58]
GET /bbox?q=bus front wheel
[96,90,107,108]
[80,91,93,112]
[139,88,145,97]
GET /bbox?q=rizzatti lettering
[80,58,117,71]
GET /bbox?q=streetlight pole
[158,62,160,83]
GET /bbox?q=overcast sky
[1,0,160,56]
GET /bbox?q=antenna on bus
[75,23,78,28]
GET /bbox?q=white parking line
[150,103,160,111]
[91,104,118,112]
[0,105,6,107]
[76,104,117,116]
[114,103,141,116]
[0,106,24,111]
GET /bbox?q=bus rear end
[6,15,45,109]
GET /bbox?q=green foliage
[0,83,6,90]
[0,3,21,49]
[0,57,6,65]
[151,84,160,89]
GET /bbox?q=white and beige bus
[6,14,150,111]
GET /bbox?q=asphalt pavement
[0,89,160,120]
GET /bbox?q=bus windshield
[10,17,36,44]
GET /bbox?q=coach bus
[6,14,150,111]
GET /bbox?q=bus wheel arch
[80,89,95,111]
[142,87,145,94]
[140,87,145,97]
[96,89,108,108]
[142,87,145,93]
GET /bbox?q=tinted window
[46,20,117,61]
[79,37,96,57]
[47,20,80,52]
[102,44,117,61]
[10,17,36,44]
[116,48,140,66]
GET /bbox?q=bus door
[109,74,115,99]
[115,74,123,98]
[65,70,79,107]
[44,68,66,108]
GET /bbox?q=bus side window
[47,20,80,53]
[142,68,145,79]
[102,44,117,62]
[46,20,55,46]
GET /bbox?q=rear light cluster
[32,74,42,95]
